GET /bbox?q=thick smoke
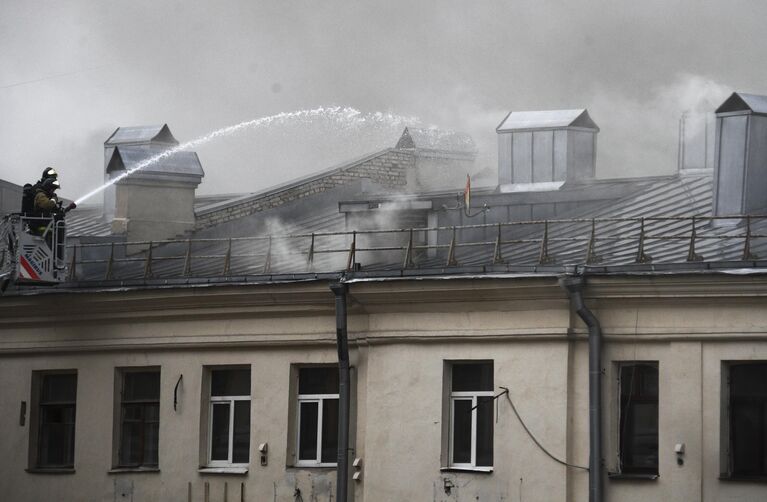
[587,73,731,177]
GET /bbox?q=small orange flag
[463,174,471,214]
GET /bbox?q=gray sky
[1,0,766,203]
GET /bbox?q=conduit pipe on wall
[560,275,603,502]
[330,283,351,502]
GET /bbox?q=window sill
[109,467,160,474]
[440,467,493,474]
[292,464,338,470]
[25,468,75,475]
[607,472,658,481]
[198,467,248,475]
[719,475,767,483]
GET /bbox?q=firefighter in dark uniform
[31,178,76,258]
[21,167,58,215]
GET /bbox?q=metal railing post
[539,220,553,264]
[743,215,758,261]
[183,239,193,277]
[635,218,652,263]
[493,223,504,264]
[586,219,601,264]
[446,226,458,266]
[307,233,315,267]
[403,228,415,268]
[222,239,232,276]
[143,242,153,278]
[687,216,703,262]
[346,231,357,271]
[104,242,115,280]
[263,236,272,274]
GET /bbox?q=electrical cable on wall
[501,386,589,472]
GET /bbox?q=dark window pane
[144,422,159,466]
[211,369,250,397]
[210,403,230,461]
[620,364,659,474]
[452,363,493,392]
[732,401,763,476]
[122,403,143,421]
[299,367,339,395]
[144,403,160,422]
[119,422,142,466]
[731,364,767,399]
[321,399,339,463]
[232,401,250,463]
[123,371,160,401]
[38,404,75,467]
[476,396,494,467]
[298,401,319,461]
[41,373,77,403]
[452,399,472,464]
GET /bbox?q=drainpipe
[560,275,603,502]
[330,282,351,502]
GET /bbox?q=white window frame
[296,391,339,467]
[449,390,494,469]
[208,392,250,467]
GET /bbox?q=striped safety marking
[19,255,41,281]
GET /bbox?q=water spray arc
[74,107,418,205]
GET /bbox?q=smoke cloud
[1,1,765,204]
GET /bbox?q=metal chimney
[496,109,599,190]
[713,92,767,217]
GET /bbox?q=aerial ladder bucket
[1,214,68,289]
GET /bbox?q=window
[34,372,77,469]
[448,362,493,469]
[296,367,339,466]
[116,369,160,468]
[208,368,250,466]
[724,362,767,478]
[618,362,658,475]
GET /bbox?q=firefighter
[33,176,76,216]
[34,178,61,216]
[21,167,58,215]
[31,178,75,258]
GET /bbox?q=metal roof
[104,125,178,146]
[395,127,476,153]
[716,92,767,114]
[66,207,112,237]
[496,109,598,132]
[106,146,204,178]
[63,171,767,282]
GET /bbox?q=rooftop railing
[64,215,767,281]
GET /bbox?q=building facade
[2,93,767,501]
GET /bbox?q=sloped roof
[106,146,204,178]
[716,92,767,114]
[39,166,767,289]
[65,207,112,237]
[396,127,477,153]
[496,109,599,132]
[104,124,178,146]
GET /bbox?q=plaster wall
[113,182,197,242]
[2,277,767,501]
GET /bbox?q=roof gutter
[560,275,603,502]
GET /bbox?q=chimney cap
[395,127,476,154]
[715,92,767,115]
[106,146,204,179]
[496,109,598,133]
[105,124,178,147]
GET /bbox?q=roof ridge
[195,148,398,216]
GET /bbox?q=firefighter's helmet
[41,167,58,181]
